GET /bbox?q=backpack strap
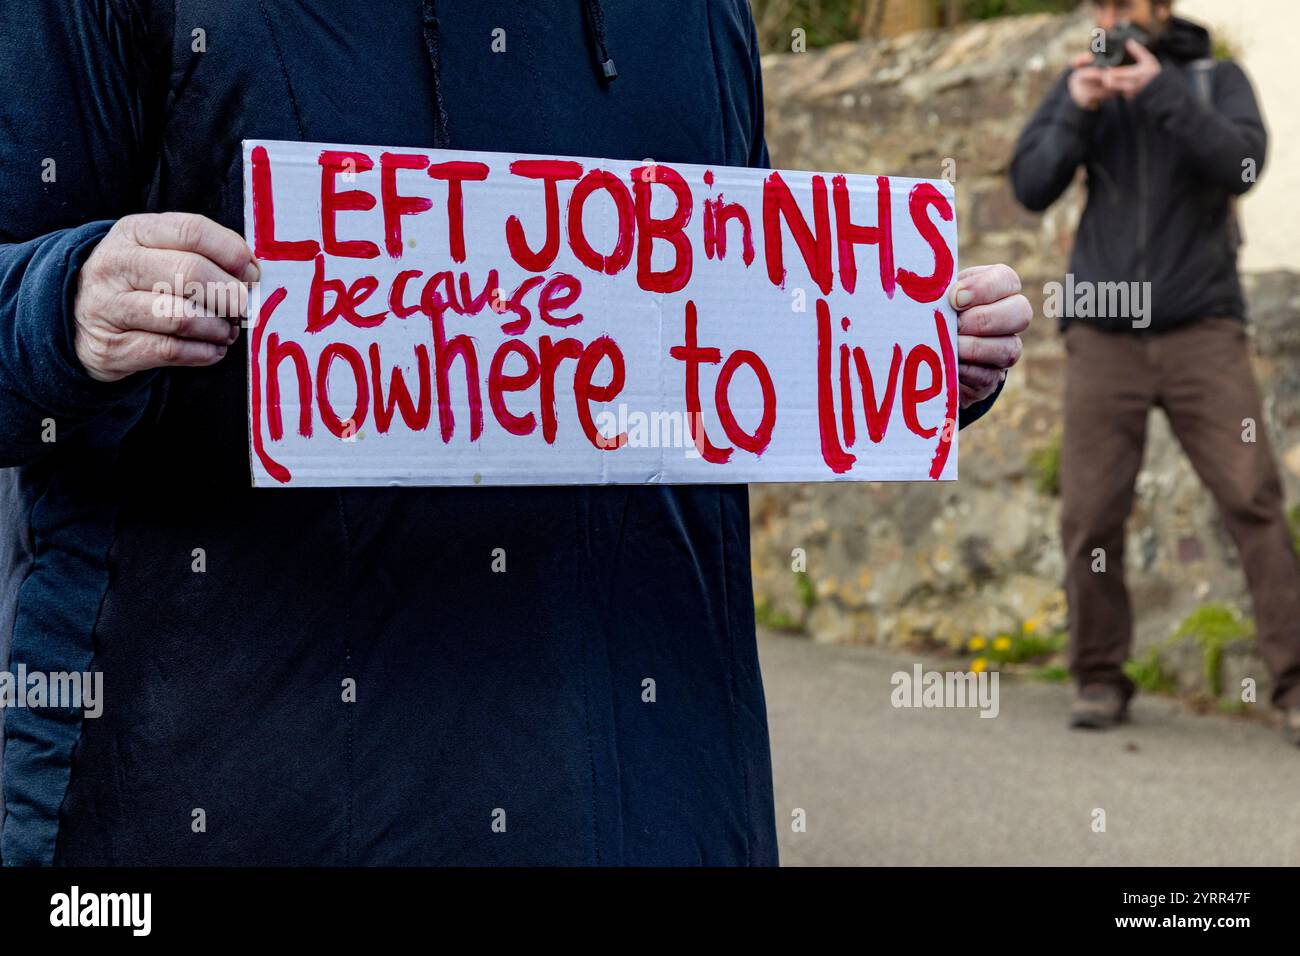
[1188,57,1244,250]
[1189,57,1217,105]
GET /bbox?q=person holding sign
[1012,0,1300,741]
[0,0,1028,866]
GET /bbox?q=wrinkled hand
[949,264,1030,409]
[74,212,258,383]
[1101,40,1163,100]
[1067,52,1115,112]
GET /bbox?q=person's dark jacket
[0,0,997,866]
[1010,17,1267,332]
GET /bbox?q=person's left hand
[949,263,1031,409]
[1101,40,1163,100]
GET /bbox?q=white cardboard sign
[242,139,959,487]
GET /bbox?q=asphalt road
[759,630,1300,866]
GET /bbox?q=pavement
[759,629,1300,866]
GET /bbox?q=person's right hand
[74,212,259,383]
[1067,53,1114,112]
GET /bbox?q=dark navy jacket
[0,0,995,865]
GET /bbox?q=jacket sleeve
[1137,60,1267,196]
[1009,69,1098,213]
[958,378,1003,430]
[0,0,163,466]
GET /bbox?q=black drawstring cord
[421,0,615,146]
[582,0,618,81]
[421,0,451,147]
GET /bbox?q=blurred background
[748,0,1300,865]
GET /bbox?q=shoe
[1283,709,1300,748]
[1070,684,1131,730]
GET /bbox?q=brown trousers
[1061,317,1300,708]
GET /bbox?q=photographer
[1011,0,1300,741]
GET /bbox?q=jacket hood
[1151,16,1213,64]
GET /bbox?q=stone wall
[753,11,1300,699]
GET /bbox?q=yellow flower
[992,636,1013,652]
[969,636,987,651]
[1023,618,1040,634]
[971,657,988,674]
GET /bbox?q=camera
[1093,22,1151,67]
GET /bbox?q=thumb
[1127,38,1156,64]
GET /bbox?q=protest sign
[242,139,959,487]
